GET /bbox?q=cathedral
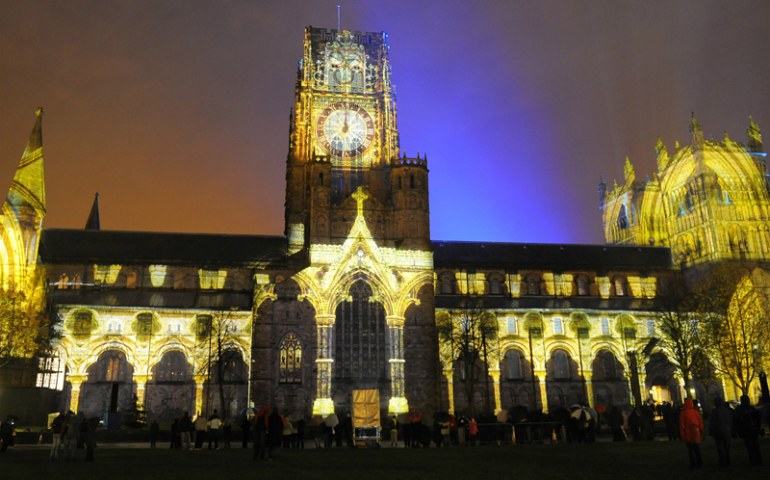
[1,26,767,423]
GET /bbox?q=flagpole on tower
[337,5,341,33]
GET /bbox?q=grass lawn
[1,439,768,480]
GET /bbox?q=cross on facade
[352,186,368,217]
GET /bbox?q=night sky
[1,1,769,245]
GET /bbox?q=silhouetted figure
[240,417,251,449]
[709,397,733,467]
[735,395,763,465]
[150,420,160,448]
[267,410,284,460]
[609,407,625,442]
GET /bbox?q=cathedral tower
[284,27,430,256]
[281,27,436,416]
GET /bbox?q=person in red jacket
[679,398,704,469]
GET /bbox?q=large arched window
[279,333,302,384]
[505,350,523,380]
[552,350,570,380]
[334,281,387,379]
[154,351,188,382]
[600,350,618,380]
[102,350,129,382]
[525,274,541,296]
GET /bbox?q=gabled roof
[432,240,672,270]
[39,228,287,267]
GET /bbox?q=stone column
[312,314,335,415]
[443,367,455,414]
[535,370,548,413]
[490,370,502,414]
[67,374,88,413]
[193,374,206,416]
[133,373,151,407]
[386,315,408,414]
[584,373,594,407]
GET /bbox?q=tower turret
[748,116,763,153]
[690,112,704,149]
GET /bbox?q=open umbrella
[586,407,598,420]
[240,407,256,419]
[595,405,607,414]
[324,414,339,428]
[496,410,508,422]
[311,415,324,426]
[288,412,303,422]
[570,406,593,421]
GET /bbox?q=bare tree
[655,298,702,399]
[436,299,499,416]
[194,310,244,419]
[699,267,770,397]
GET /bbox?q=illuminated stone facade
[600,114,769,267]
[2,27,767,422]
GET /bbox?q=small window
[601,318,610,336]
[613,276,626,296]
[507,317,517,335]
[410,174,415,188]
[576,275,589,296]
[553,317,563,335]
[126,271,138,288]
[72,274,81,289]
[525,274,540,296]
[319,172,324,186]
[490,277,501,295]
[398,177,402,189]
[440,275,453,294]
[59,273,69,289]
[647,318,655,336]
[279,333,302,384]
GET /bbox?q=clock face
[315,102,375,159]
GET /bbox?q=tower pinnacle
[85,193,101,230]
[8,108,46,216]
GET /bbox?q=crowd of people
[0,394,766,470]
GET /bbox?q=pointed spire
[675,140,680,150]
[656,135,669,172]
[598,174,607,206]
[748,116,762,152]
[724,131,731,142]
[7,108,46,216]
[623,156,635,183]
[690,112,704,147]
[85,193,101,230]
